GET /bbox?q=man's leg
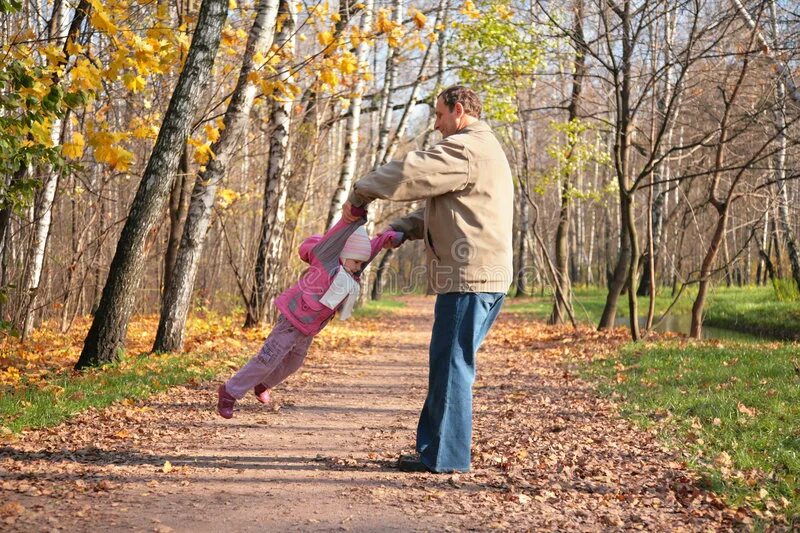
[415,292,504,472]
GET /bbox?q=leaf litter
[0,296,763,530]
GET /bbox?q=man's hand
[342,201,360,222]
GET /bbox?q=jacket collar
[458,120,491,134]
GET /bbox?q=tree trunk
[549,0,584,324]
[163,145,192,294]
[18,0,73,337]
[243,0,295,327]
[371,0,403,171]
[767,0,800,292]
[371,249,394,300]
[152,0,279,352]
[689,49,750,338]
[515,177,529,297]
[325,0,374,229]
[76,0,229,368]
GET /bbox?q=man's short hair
[438,86,482,119]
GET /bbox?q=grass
[586,340,800,523]
[354,296,407,318]
[503,286,695,325]
[504,285,800,341]
[0,350,242,434]
[704,286,800,341]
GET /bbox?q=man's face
[434,97,462,138]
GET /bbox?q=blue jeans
[416,292,505,472]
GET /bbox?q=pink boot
[254,384,271,404]
[217,384,236,419]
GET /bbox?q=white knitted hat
[340,226,371,261]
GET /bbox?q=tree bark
[371,249,394,300]
[325,0,374,229]
[767,0,800,292]
[549,0,584,325]
[244,0,295,327]
[163,145,192,294]
[77,0,229,368]
[153,0,279,352]
[690,49,751,338]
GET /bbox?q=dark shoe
[254,384,271,404]
[398,454,435,473]
[217,384,236,419]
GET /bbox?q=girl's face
[342,258,364,274]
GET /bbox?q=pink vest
[275,217,402,336]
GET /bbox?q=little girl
[217,209,402,418]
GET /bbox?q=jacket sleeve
[347,138,471,207]
[310,217,366,275]
[367,231,404,263]
[299,235,323,263]
[388,207,425,241]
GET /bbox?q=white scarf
[319,268,360,320]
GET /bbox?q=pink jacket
[275,215,402,336]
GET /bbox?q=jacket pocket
[300,292,325,312]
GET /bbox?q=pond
[614,314,766,342]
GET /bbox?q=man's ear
[454,102,465,117]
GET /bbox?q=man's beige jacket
[348,120,514,294]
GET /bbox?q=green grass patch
[354,295,407,318]
[705,286,800,341]
[504,286,695,325]
[586,340,800,522]
[0,350,245,434]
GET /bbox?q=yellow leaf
[43,44,66,66]
[71,58,102,92]
[29,118,53,146]
[228,0,237,8]
[204,123,221,143]
[191,140,215,164]
[338,52,358,75]
[350,26,362,48]
[388,27,404,48]
[123,73,147,93]
[374,9,395,34]
[221,27,238,47]
[90,5,118,34]
[217,188,239,209]
[62,132,85,159]
[460,0,481,19]
[162,461,172,473]
[317,31,335,47]
[319,68,338,88]
[66,40,84,56]
[331,12,341,22]
[412,9,427,29]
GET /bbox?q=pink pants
[225,314,314,399]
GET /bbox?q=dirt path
[1,296,748,531]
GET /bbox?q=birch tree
[153,0,280,352]
[244,0,296,327]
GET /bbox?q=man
[342,85,514,473]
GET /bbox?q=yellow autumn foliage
[62,132,85,159]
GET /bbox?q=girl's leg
[224,316,303,399]
[259,335,313,390]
